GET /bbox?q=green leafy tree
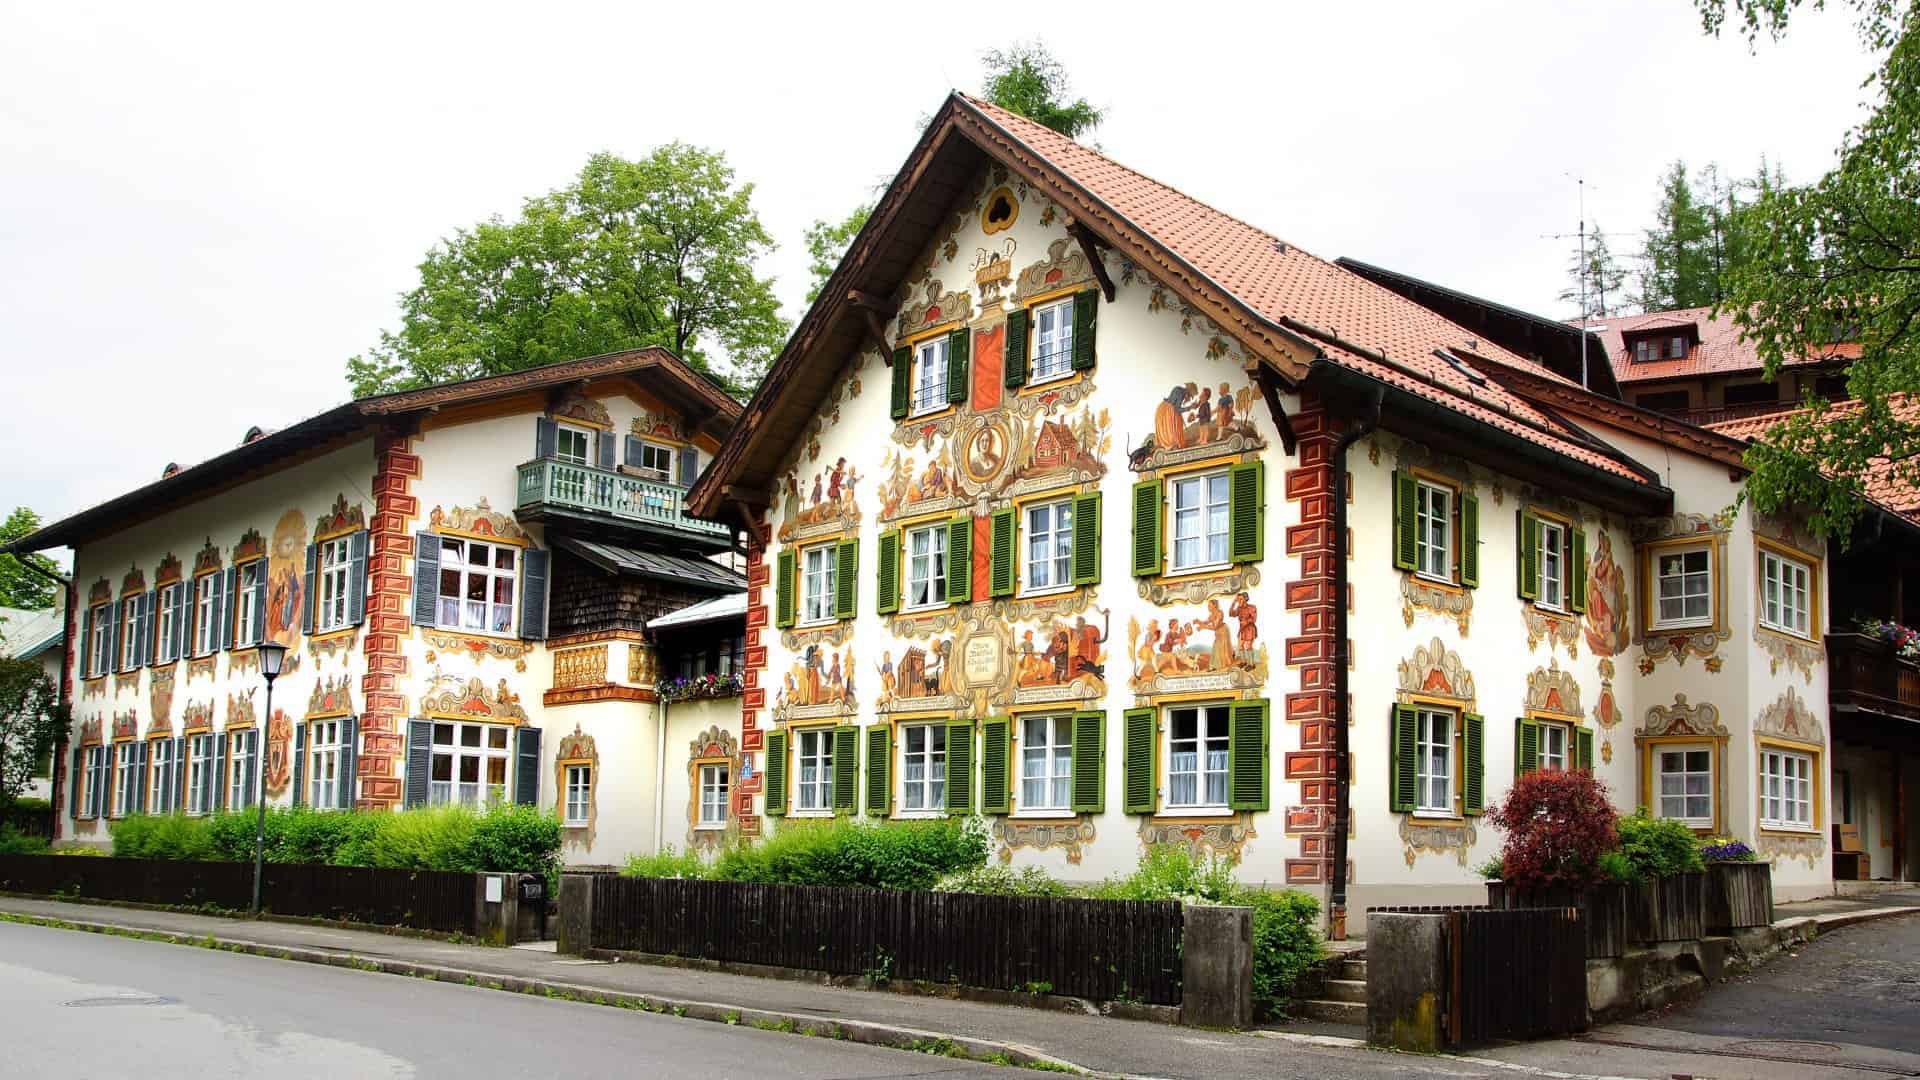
[348,145,787,397]
[803,203,872,303]
[1695,0,1920,539]
[0,509,59,611]
[980,42,1104,139]
[0,652,65,814]
[1559,223,1630,319]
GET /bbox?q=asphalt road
[1644,907,1920,1054]
[0,920,1000,1080]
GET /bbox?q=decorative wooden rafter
[847,289,897,363]
[1066,221,1116,303]
[1245,358,1297,455]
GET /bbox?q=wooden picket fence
[1371,904,1588,1046]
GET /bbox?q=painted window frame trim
[796,539,840,628]
[893,717,950,819]
[1008,706,1078,819]
[1016,487,1080,599]
[1641,536,1721,634]
[1158,698,1234,817]
[1411,473,1460,588]
[906,321,959,421]
[899,518,952,614]
[1755,736,1823,835]
[692,758,729,830]
[1024,293,1079,388]
[430,532,523,640]
[1754,535,1821,644]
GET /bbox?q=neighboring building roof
[1708,395,1920,518]
[551,537,745,593]
[0,604,65,661]
[7,347,741,555]
[647,592,747,631]
[1578,306,1859,386]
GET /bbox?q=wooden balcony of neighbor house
[1828,632,1920,723]
[516,459,732,550]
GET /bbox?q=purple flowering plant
[1699,836,1757,863]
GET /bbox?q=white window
[1760,549,1812,638]
[148,739,177,814]
[1415,709,1453,815]
[1537,721,1569,772]
[113,742,138,817]
[88,605,109,676]
[234,562,262,646]
[904,524,948,610]
[1030,298,1075,383]
[1654,545,1712,627]
[228,730,256,810]
[430,721,511,807]
[1537,520,1566,610]
[1760,748,1815,830]
[801,544,836,625]
[1656,746,1713,826]
[900,724,947,814]
[119,600,140,670]
[82,746,106,816]
[308,719,344,811]
[637,442,674,482]
[436,537,517,635]
[1167,704,1230,809]
[911,336,949,416]
[1670,335,1687,359]
[1024,499,1074,593]
[1171,471,1231,573]
[317,536,353,632]
[1634,340,1652,363]
[194,575,218,655]
[155,586,178,665]
[554,423,592,466]
[697,763,728,828]
[185,733,215,815]
[565,764,592,826]
[1416,481,1454,581]
[1020,714,1073,812]
[795,729,833,813]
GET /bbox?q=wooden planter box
[1626,873,1707,943]
[1704,862,1773,932]
[1485,881,1627,959]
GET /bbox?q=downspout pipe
[1327,385,1382,942]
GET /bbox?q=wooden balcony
[1828,632,1920,723]
[515,459,731,550]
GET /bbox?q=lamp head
[257,641,289,682]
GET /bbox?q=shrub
[1699,836,1757,863]
[112,813,216,860]
[624,846,712,880]
[714,818,987,890]
[1485,768,1619,890]
[1473,855,1504,881]
[0,823,47,854]
[933,863,1073,898]
[460,804,563,888]
[270,807,377,865]
[337,805,477,871]
[1246,888,1321,1020]
[1615,811,1705,878]
[1087,844,1241,903]
[1596,850,1641,884]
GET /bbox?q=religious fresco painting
[773,646,857,720]
[1583,531,1630,658]
[1126,593,1266,695]
[267,507,308,651]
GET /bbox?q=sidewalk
[5,893,1918,1080]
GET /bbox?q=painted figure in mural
[1214,382,1236,433]
[1134,619,1161,679]
[1068,611,1109,680]
[876,651,896,703]
[1154,384,1196,451]
[1230,592,1259,659]
[263,708,292,796]
[969,427,1004,476]
[826,458,846,504]
[826,652,843,701]
[1582,531,1630,657]
[803,645,822,706]
[1200,598,1234,671]
[266,508,307,648]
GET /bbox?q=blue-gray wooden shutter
[337,715,357,810]
[69,746,85,820]
[243,730,258,809]
[519,548,549,641]
[596,428,616,471]
[624,434,643,467]
[213,732,228,811]
[515,726,542,806]
[301,544,318,633]
[133,740,148,814]
[346,529,369,626]
[217,568,235,651]
[677,446,699,488]
[250,563,268,644]
[104,599,120,673]
[170,735,185,812]
[138,590,156,666]
[406,719,432,808]
[291,723,306,808]
[94,750,109,818]
[412,533,440,629]
[536,417,557,459]
[172,583,191,659]
[77,606,91,679]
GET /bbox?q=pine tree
[1558,223,1628,319]
[1637,161,1720,310]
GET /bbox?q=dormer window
[1628,327,1697,363]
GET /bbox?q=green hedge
[621,819,988,891]
[1616,810,1705,879]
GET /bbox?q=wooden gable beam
[847,289,897,364]
[1066,222,1116,303]
[1245,358,1298,455]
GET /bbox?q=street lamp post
[250,641,288,917]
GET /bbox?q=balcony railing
[516,459,728,538]
[1672,401,1799,428]
[1827,632,1920,722]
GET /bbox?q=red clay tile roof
[962,97,1646,483]
[1707,395,1920,515]
[1575,306,1858,385]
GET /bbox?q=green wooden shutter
[1004,307,1030,388]
[1392,470,1418,571]
[1070,289,1098,371]
[1131,480,1162,578]
[875,530,900,615]
[1228,699,1270,812]
[865,725,890,817]
[763,731,788,816]
[946,327,970,404]
[1460,493,1480,587]
[1576,727,1594,772]
[1229,461,1264,564]
[890,346,911,419]
[1122,707,1157,815]
[1071,491,1101,586]
[946,517,972,604]
[1071,710,1104,814]
[832,725,859,815]
[835,539,858,620]
[958,718,988,815]
[1570,528,1589,614]
[1514,717,1540,778]
[1517,511,1540,601]
[1390,704,1418,813]
[1462,713,1485,816]
[989,508,1016,597]
[775,549,796,629]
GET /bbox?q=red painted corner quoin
[359,430,420,809]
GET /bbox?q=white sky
[0,0,1875,555]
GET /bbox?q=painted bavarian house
[14,349,750,866]
[687,93,1902,933]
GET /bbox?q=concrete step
[1337,959,1368,981]
[1321,978,1367,1004]
[1297,998,1367,1025]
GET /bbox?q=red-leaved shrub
[1485,769,1618,890]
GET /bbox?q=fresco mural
[1126,594,1267,695]
[874,638,959,711]
[778,458,862,544]
[1394,637,1479,866]
[267,508,308,650]
[1583,531,1631,657]
[772,646,856,721]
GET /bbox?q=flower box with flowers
[658,671,744,704]
[1699,839,1772,931]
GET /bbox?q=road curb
[0,910,1091,1075]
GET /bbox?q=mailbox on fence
[519,876,545,903]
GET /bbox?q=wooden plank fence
[590,876,1184,1005]
[1371,904,1588,1046]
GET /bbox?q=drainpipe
[1327,386,1383,942]
[653,629,669,854]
